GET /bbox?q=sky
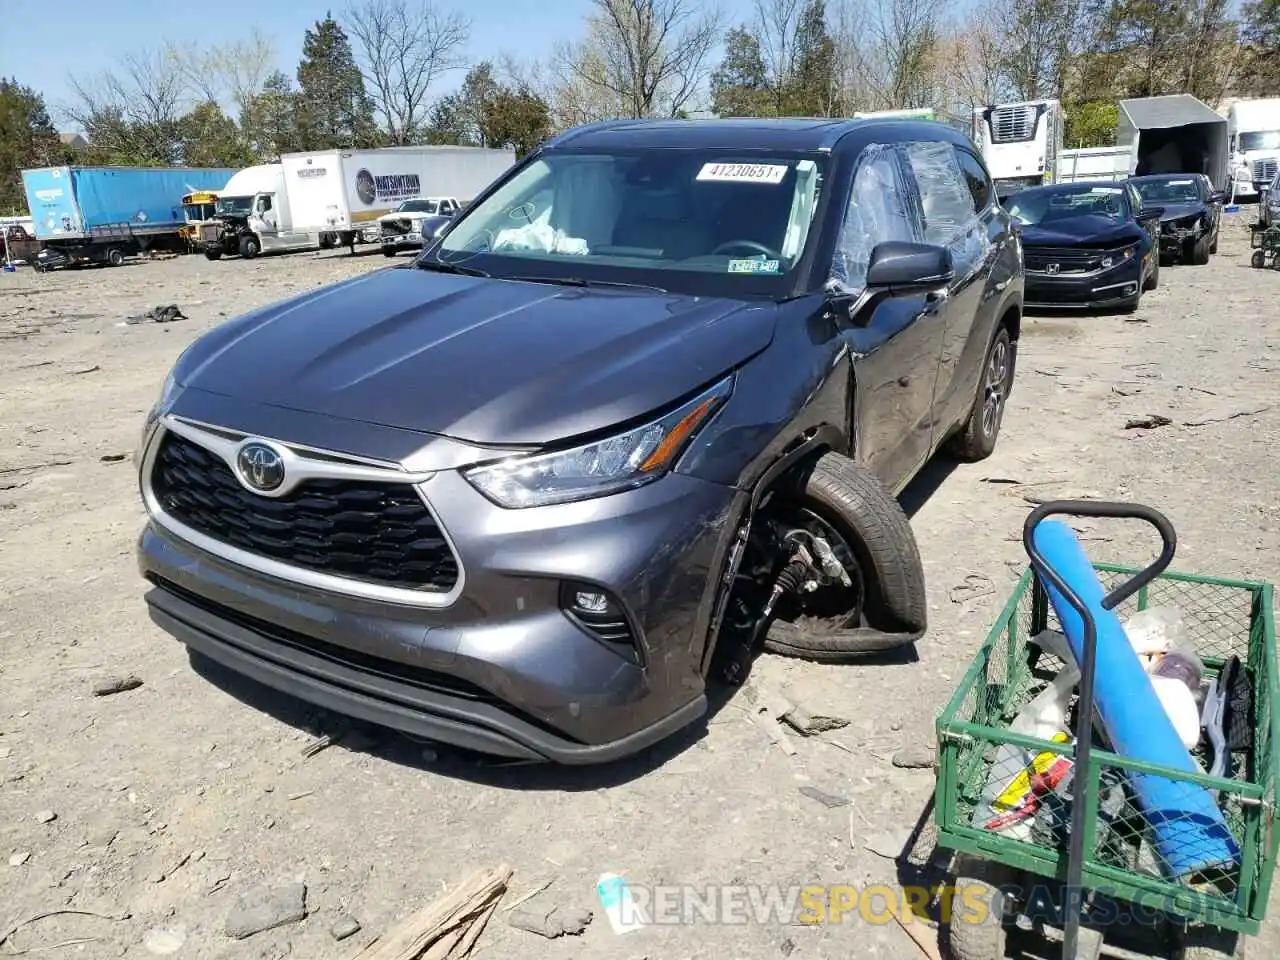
[0,0,601,129]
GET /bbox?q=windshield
[435,149,827,296]
[216,196,254,216]
[1005,185,1129,225]
[399,199,439,214]
[1240,130,1280,152]
[1133,178,1200,204]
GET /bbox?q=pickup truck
[377,197,461,256]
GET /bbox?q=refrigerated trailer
[972,99,1064,199]
[21,165,235,268]
[1117,95,1229,191]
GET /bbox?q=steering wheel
[712,239,781,259]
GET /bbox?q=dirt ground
[1,220,1278,960]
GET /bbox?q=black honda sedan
[1005,180,1161,313]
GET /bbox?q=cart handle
[1019,499,1176,960]
[1021,500,1177,613]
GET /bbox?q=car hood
[1157,202,1206,223]
[1020,215,1144,247]
[378,210,432,223]
[175,268,777,446]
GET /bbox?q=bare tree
[938,7,1008,110]
[752,0,802,109]
[864,0,950,109]
[345,0,471,143]
[64,48,191,163]
[562,0,723,118]
[829,0,879,112]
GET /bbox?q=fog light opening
[560,581,642,664]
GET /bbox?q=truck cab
[1228,98,1280,202]
[201,164,314,260]
[972,99,1064,201]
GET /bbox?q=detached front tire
[946,325,1015,462]
[762,451,926,661]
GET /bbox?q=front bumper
[1024,260,1143,310]
[381,233,423,250]
[136,417,735,763]
[1159,222,1206,256]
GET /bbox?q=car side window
[953,147,992,212]
[902,140,990,279]
[828,144,920,295]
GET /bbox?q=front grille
[381,219,411,236]
[151,432,459,592]
[1252,159,1278,184]
[1023,246,1107,274]
[990,105,1037,143]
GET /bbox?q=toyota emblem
[1046,263,1060,275]
[236,442,286,493]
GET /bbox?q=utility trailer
[1117,95,1229,191]
[21,165,235,270]
[1055,146,1133,183]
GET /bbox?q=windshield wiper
[416,257,489,278]
[505,274,668,293]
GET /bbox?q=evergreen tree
[783,0,839,116]
[295,14,379,149]
[0,79,66,214]
[710,27,772,117]
[241,71,303,161]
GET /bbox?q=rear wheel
[761,451,926,660]
[946,325,1015,462]
[204,246,223,261]
[106,247,124,267]
[1252,250,1266,269]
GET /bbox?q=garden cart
[935,500,1278,960]
[1249,222,1280,269]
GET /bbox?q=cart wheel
[1251,251,1265,269]
[947,856,1013,960]
[1174,925,1244,959]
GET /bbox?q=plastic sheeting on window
[902,141,990,280]
[827,144,919,295]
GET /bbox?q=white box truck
[972,99,1064,199]
[1227,97,1280,201]
[197,164,318,260]
[1117,95,1229,191]
[280,145,516,244]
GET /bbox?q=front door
[831,143,949,493]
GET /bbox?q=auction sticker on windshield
[697,163,789,184]
[1090,186,1124,193]
[728,258,781,274]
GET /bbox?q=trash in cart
[935,499,1276,960]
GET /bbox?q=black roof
[541,116,973,154]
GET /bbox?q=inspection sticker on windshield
[728,258,781,274]
[697,162,788,184]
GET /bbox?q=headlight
[137,369,180,462]
[463,376,733,508]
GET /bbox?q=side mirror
[865,241,955,295]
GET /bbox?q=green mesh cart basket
[935,501,1278,960]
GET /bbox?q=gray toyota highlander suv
[137,117,1023,764]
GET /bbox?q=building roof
[59,132,88,148]
[1119,95,1225,130]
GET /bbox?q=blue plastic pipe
[1031,519,1240,879]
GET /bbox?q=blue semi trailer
[21,165,235,269]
